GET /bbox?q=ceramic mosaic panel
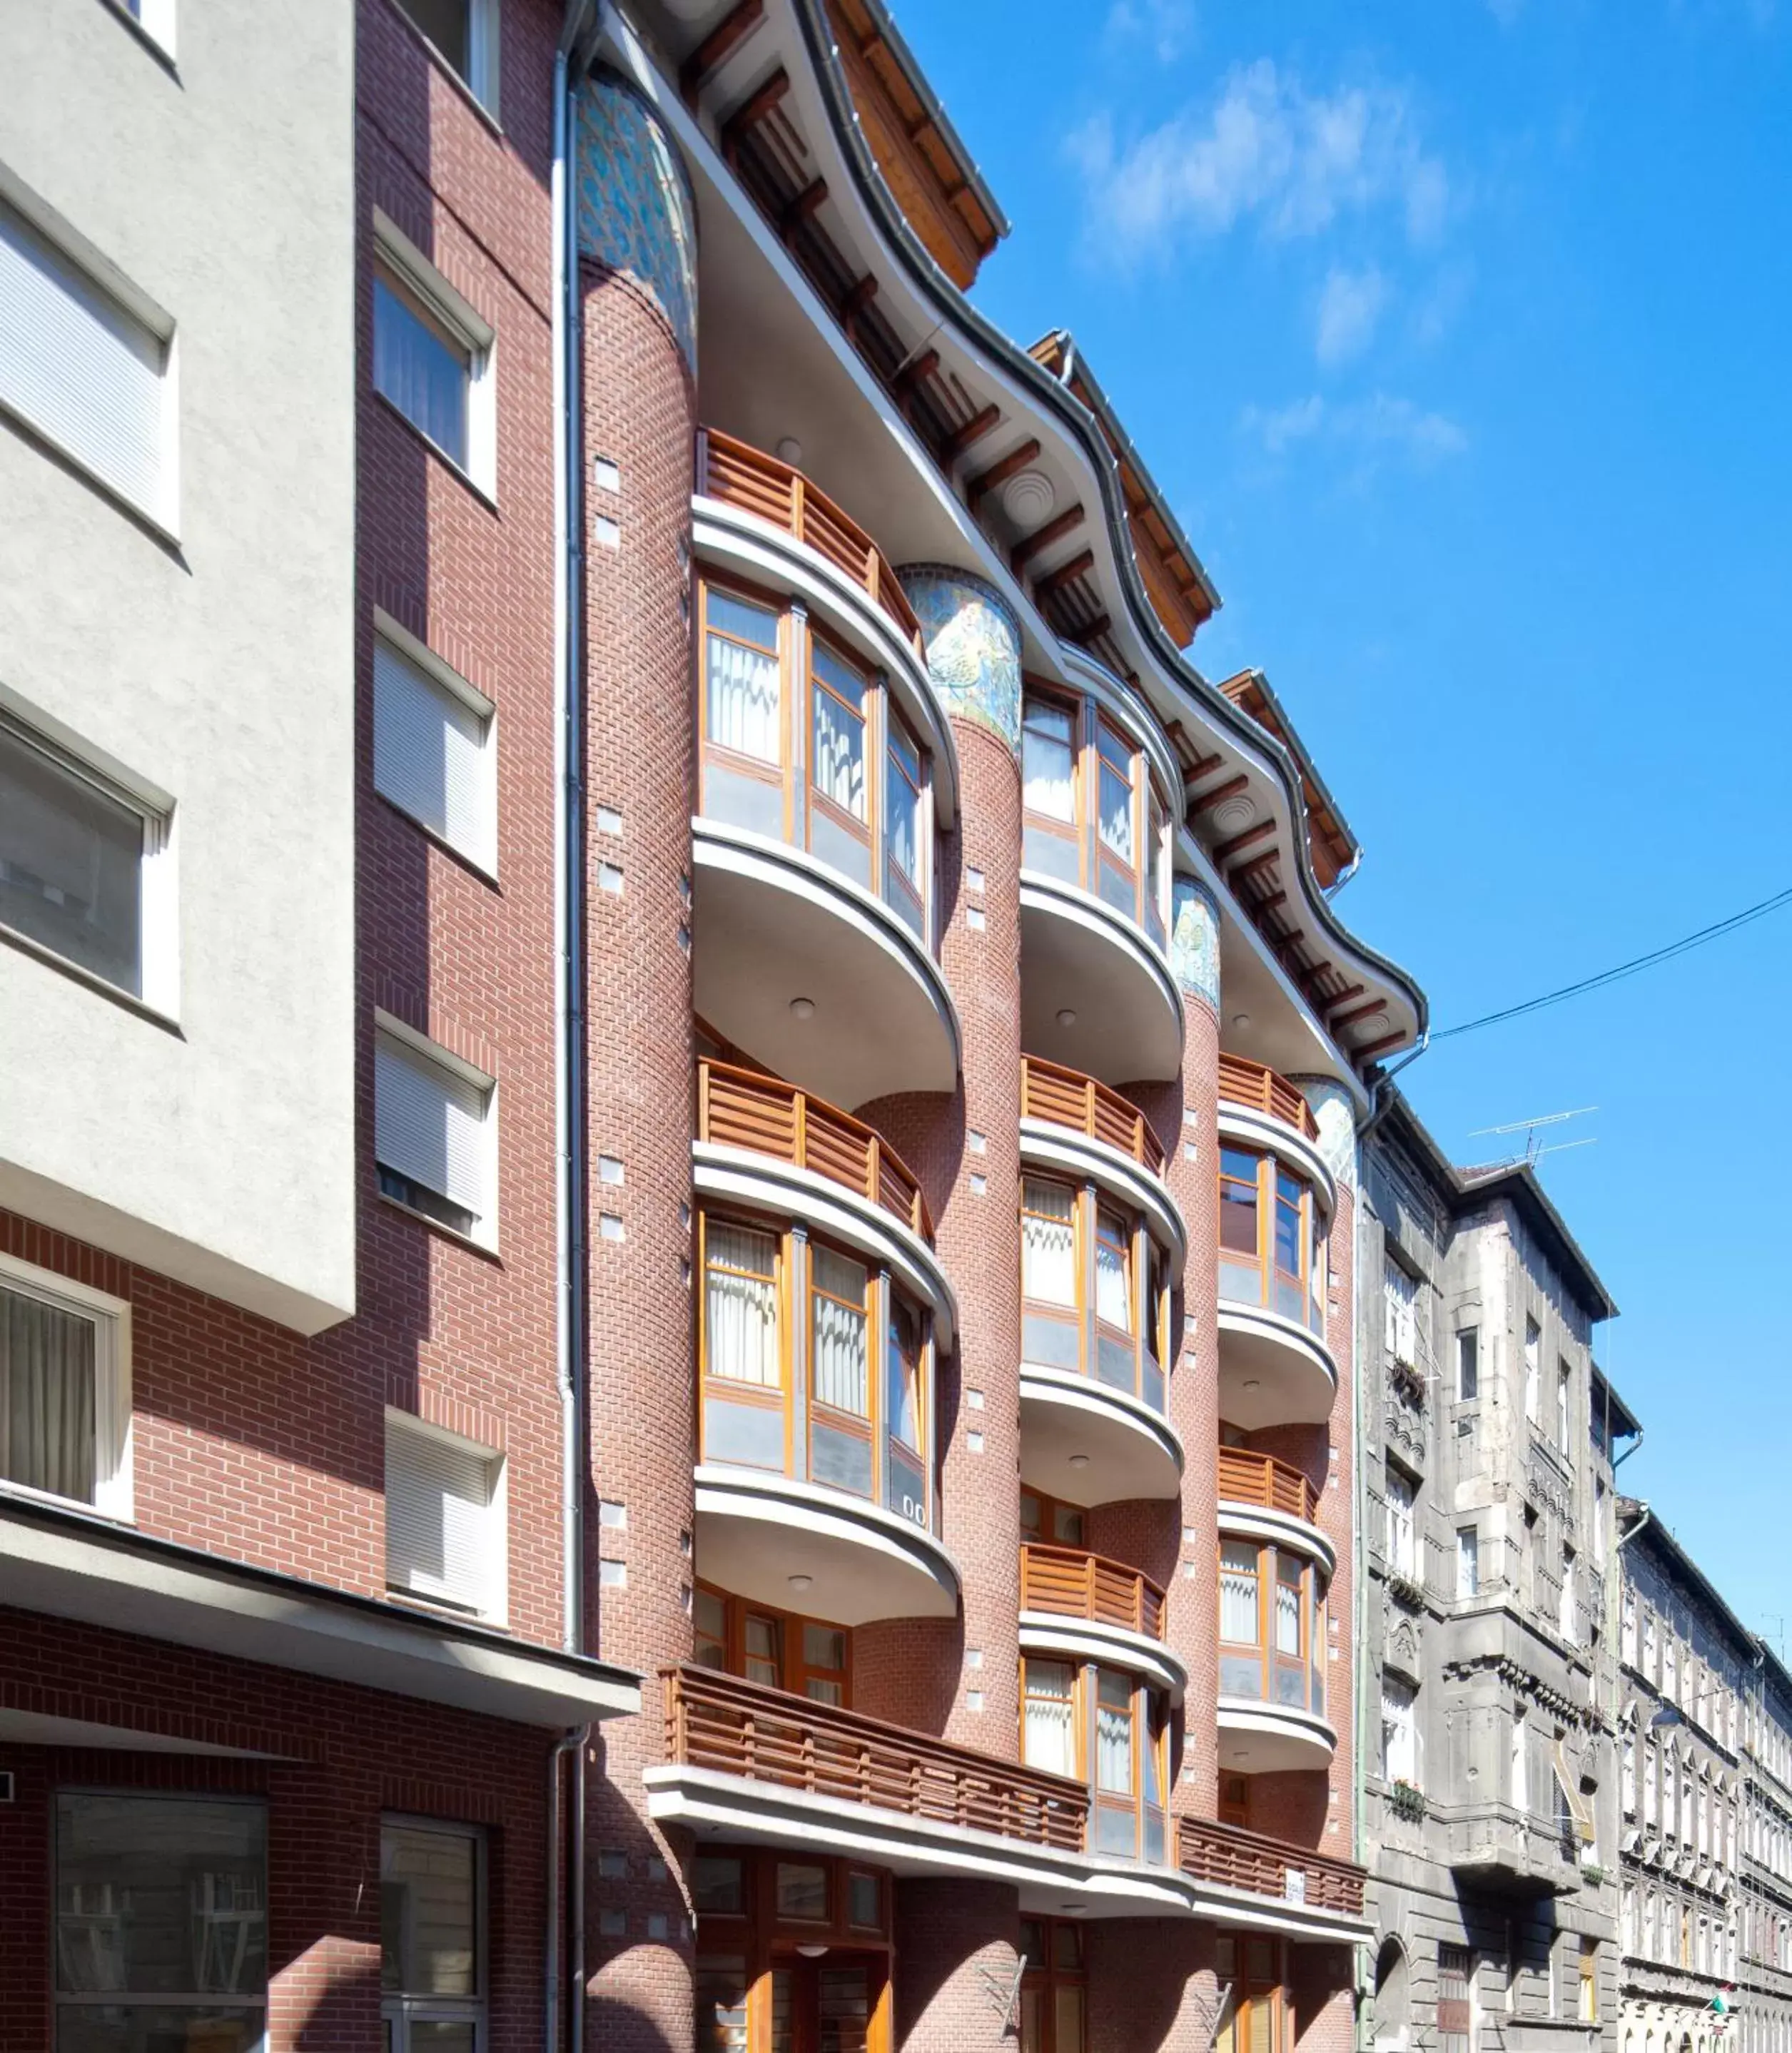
[1290,1075,1357,1185]
[896,564,1021,753]
[1170,877,1221,1010]
[575,73,697,373]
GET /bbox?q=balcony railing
[1218,1053,1320,1142]
[1021,1543,1165,1638]
[1021,1055,1165,1177]
[699,427,924,656]
[699,1058,933,1240]
[1177,1816,1365,1915]
[664,1663,1088,1852]
[1217,1447,1320,1525]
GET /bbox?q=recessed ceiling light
[776,437,804,466]
[788,1573,814,1593]
[1059,1902,1084,1915]
[789,997,816,1020]
[796,1942,829,1957]
[1068,1454,1090,1471]
[1243,1379,1261,1392]
[1057,1008,1077,1028]
[1231,1012,1251,1030]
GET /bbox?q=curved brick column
[1088,1917,1220,2053]
[894,1879,1021,2053]
[574,73,699,2053]
[1167,878,1223,1823]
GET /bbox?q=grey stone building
[1358,1092,1629,2053]
[1615,1506,1792,2053]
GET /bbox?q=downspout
[1354,1033,1431,1145]
[551,7,595,2048]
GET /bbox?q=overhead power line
[1433,881,1792,1042]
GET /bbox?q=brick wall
[893,1877,1020,2053]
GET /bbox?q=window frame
[696,570,934,945]
[1021,1656,1168,1863]
[372,210,497,497]
[1020,1915,1088,2053]
[373,1012,500,1249]
[1019,1176,1170,1413]
[1217,1535,1329,1715]
[1214,1144,1326,1337]
[692,1581,854,1708]
[0,1247,133,1521]
[372,609,498,878]
[1380,1672,1419,1786]
[380,1813,489,2052]
[0,699,179,1018]
[390,0,502,116]
[383,1408,507,1624]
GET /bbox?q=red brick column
[577,246,698,2053]
[1088,1917,1221,2053]
[894,1878,1021,2053]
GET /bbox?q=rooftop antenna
[1764,1615,1787,1666]
[1467,1105,1599,1167]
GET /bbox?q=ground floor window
[1217,1935,1286,2053]
[1020,1917,1085,2053]
[54,1793,266,2052]
[1438,1942,1474,2053]
[381,1818,486,2049]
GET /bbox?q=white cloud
[1315,265,1387,365]
[1104,0,1196,61]
[1239,392,1468,470]
[1073,59,1449,264]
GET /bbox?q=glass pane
[1022,699,1076,821]
[806,1677,844,1707]
[744,1613,781,1686]
[706,612,783,766]
[1052,1922,1084,1971]
[885,1300,921,1452]
[705,1225,779,1387]
[1220,1155,1260,1257]
[1052,1503,1085,1546]
[394,0,471,75]
[1019,1492,1042,1541]
[804,1623,847,1673]
[776,1863,828,1920]
[1275,1558,1302,1656]
[56,1796,266,1999]
[374,272,469,466]
[1021,1988,1044,2053]
[410,2027,477,2052]
[1021,1181,1076,1307]
[847,1871,881,1930]
[1098,759,1133,865]
[811,1247,869,1417]
[885,742,920,884]
[1220,1542,1260,1643]
[1,1281,98,1501]
[0,721,143,996]
[1097,1671,1133,1794]
[1023,1660,1077,1776]
[380,1824,477,1998]
[811,659,867,822]
[693,1857,744,1915]
[1274,1180,1302,1277]
[1056,1986,1087,2053]
[1094,1215,1130,1332]
[56,2008,263,2053]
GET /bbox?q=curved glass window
[1217,1538,1328,1719]
[1020,1657,1168,1863]
[1019,1176,1171,1415]
[1216,1147,1327,1336]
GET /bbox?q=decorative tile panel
[896,565,1021,753]
[1169,877,1220,1010]
[1291,1075,1357,1185]
[575,71,697,373]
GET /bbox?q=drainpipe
[551,6,594,2048]
[1355,1033,1431,1145]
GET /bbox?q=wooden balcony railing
[1217,1053,1320,1142]
[699,1059,933,1240]
[1021,1543,1166,1639]
[1177,1815,1365,1915]
[699,427,925,657]
[1217,1447,1320,1526]
[1021,1054,1166,1177]
[665,1663,1088,1852]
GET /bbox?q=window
[1020,1917,1086,2053]
[1381,1675,1418,1784]
[809,1246,869,1419]
[1559,1548,1576,1643]
[0,707,175,1010]
[373,620,497,873]
[693,1583,853,1706]
[1217,1146,1326,1336]
[1021,1177,1077,1307]
[1594,1477,1607,1568]
[1220,1540,1260,1644]
[703,584,783,767]
[1095,719,1136,870]
[1095,1669,1134,1795]
[391,0,500,110]
[1021,691,1076,824]
[382,1819,485,2050]
[1438,1945,1474,2053]
[1524,1316,1540,1422]
[1512,1712,1529,1813]
[1021,1487,1086,1548]
[0,1252,131,1518]
[884,709,926,938]
[1457,1329,1479,1402]
[385,1412,505,1619]
[703,1222,779,1388]
[0,188,176,527]
[1556,1360,1572,1456]
[1022,1658,1077,1778]
[1457,1526,1479,1599]
[375,1020,497,1245]
[115,0,177,55]
[373,215,495,492]
[1384,1261,1418,1367]
[1093,1209,1130,1333]
[56,1794,265,2050]
[1385,1464,1416,1578]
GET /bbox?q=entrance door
[770,1953,885,2053]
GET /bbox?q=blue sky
[897,0,1792,1637]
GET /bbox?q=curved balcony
[1216,1136,1337,1431]
[1178,1817,1365,1919]
[694,1064,958,1625]
[1019,1543,1185,1700]
[1216,1447,1336,1581]
[1019,1055,1185,1269]
[692,470,961,1105]
[1217,1531,1335,1775]
[1019,682,1183,1087]
[1216,1053,1335,1208]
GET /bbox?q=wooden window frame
[1093,714,1141,902]
[1020,1179,1170,1409]
[808,1239,874,1494]
[1021,684,1082,843]
[693,1581,856,1708]
[1018,680,1169,936]
[1020,1484,1088,1550]
[1020,1915,1087,2053]
[1215,1146,1324,1329]
[696,572,933,942]
[1215,1935,1287,2053]
[1021,1656,1168,1860]
[1217,1538,1328,1708]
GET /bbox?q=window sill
[372,392,499,514]
[0,394,183,553]
[0,1475,133,1528]
[96,0,180,76]
[0,922,183,1037]
[385,1584,507,1633]
[376,1190,501,1263]
[375,790,501,890]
